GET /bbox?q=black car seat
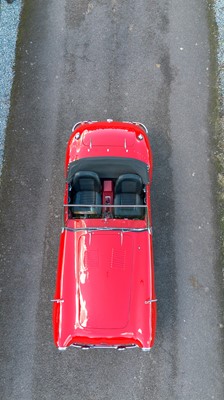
[71,171,102,215]
[114,174,145,218]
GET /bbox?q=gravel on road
[0,0,23,175]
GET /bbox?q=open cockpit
[66,156,150,220]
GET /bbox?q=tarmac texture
[0,0,223,399]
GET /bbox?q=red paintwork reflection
[78,232,133,329]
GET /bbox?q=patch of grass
[215,114,224,260]
[207,1,224,282]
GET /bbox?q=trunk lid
[77,232,133,329]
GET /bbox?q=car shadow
[150,129,177,342]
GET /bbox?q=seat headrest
[73,171,102,192]
[115,174,143,194]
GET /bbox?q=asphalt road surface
[0,0,223,399]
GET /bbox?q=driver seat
[114,174,144,218]
[71,171,102,215]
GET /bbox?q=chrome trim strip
[132,121,148,134]
[51,299,64,303]
[64,204,147,208]
[72,121,82,131]
[72,120,98,131]
[64,227,148,233]
[144,299,158,304]
[70,344,138,350]
[72,121,148,134]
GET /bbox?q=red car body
[52,120,157,350]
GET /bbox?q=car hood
[53,228,156,349]
[77,232,133,329]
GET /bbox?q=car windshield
[63,204,150,232]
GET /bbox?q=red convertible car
[52,120,157,351]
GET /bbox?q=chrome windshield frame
[62,204,151,233]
